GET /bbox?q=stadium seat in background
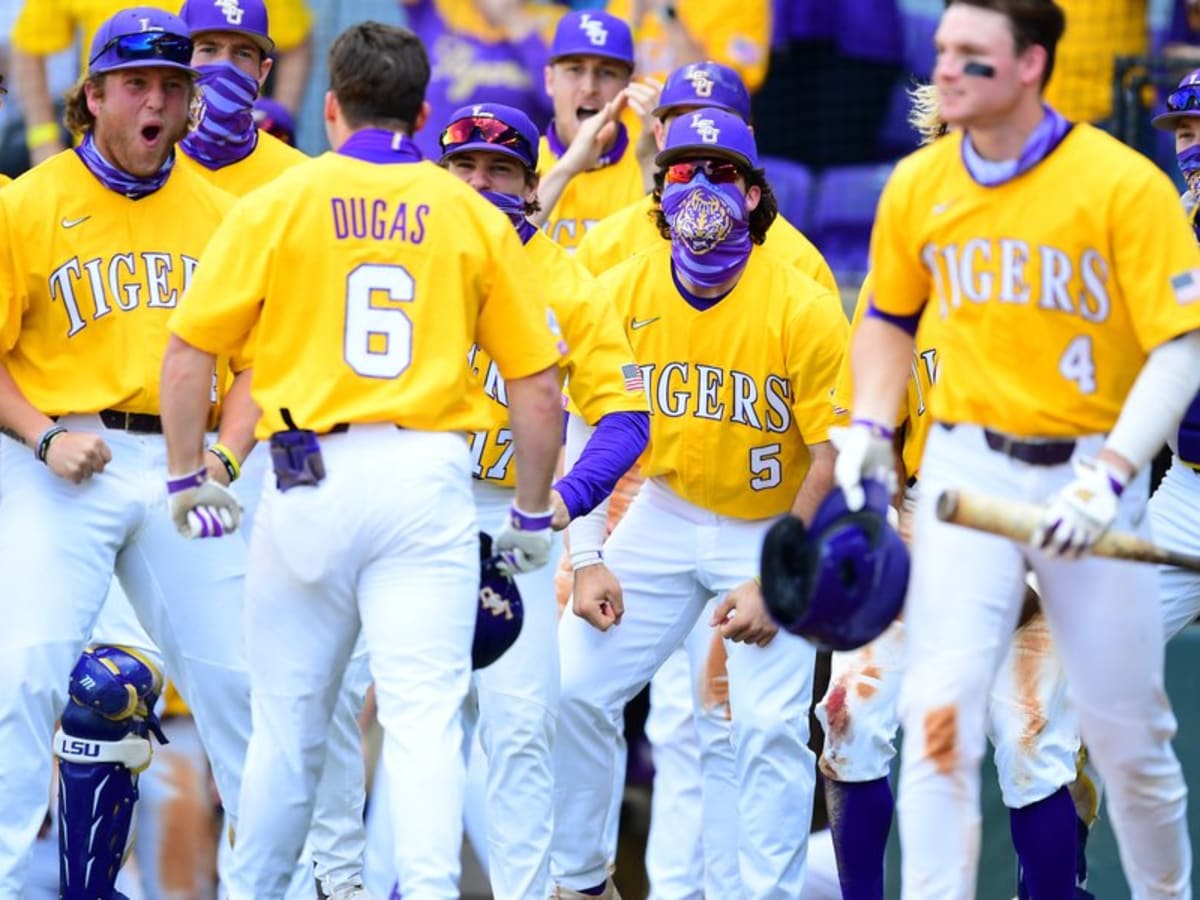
[809,162,895,283]
[877,80,922,159]
[760,155,816,233]
[898,0,939,80]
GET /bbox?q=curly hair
[64,73,198,138]
[650,164,778,245]
[908,82,949,146]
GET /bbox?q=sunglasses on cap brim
[1167,85,1200,114]
[439,116,533,160]
[90,31,194,69]
[664,159,748,185]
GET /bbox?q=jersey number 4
[1059,335,1097,394]
[344,263,415,379]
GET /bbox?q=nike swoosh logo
[61,216,91,229]
[631,317,661,330]
[931,202,953,215]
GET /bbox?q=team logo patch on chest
[674,189,732,254]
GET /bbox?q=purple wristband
[852,417,896,440]
[167,468,207,494]
[510,505,553,531]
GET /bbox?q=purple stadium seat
[900,5,938,80]
[760,155,815,233]
[877,80,922,159]
[809,163,895,279]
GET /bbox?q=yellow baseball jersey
[0,174,10,188]
[426,0,564,44]
[0,150,233,419]
[576,193,838,293]
[1044,0,1145,124]
[171,152,563,439]
[467,230,648,487]
[12,0,313,76]
[605,0,770,92]
[599,243,847,519]
[835,273,938,480]
[537,135,646,252]
[177,130,307,197]
[871,125,1200,438]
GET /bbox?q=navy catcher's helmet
[474,532,524,669]
[760,480,908,652]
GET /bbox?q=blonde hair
[907,82,950,146]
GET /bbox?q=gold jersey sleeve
[605,0,770,91]
[170,153,564,440]
[12,0,122,73]
[870,125,1200,438]
[467,231,647,487]
[834,273,938,480]
[0,174,10,188]
[0,151,234,420]
[605,244,847,519]
[537,136,647,253]
[577,193,838,296]
[259,0,313,52]
[177,132,308,197]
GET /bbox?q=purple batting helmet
[548,10,634,68]
[656,106,758,170]
[653,61,752,122]
[1153,68,1200,131]
[179,0,274,55]
[88,7,197,76]
[474,532,525,670]
[760,480,909,652]
[439,103,540,170]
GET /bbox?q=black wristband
[36,424,68,463]
[207,444,240,483]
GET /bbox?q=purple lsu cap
[656,107,758,170]
[653,61,752,122]
[549,11,634,68]
[1153,68,1200,131]
[438,103,540,171]
[88,7,198,76]
[180,0,274,55]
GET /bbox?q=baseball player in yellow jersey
[837,1,1200,895]
[162,23,566,899]
[0,8,264,898]
[551,108,846,900]
[0,74,9,187]
[427,101,648,900]
[535,10,648,251]
[10,0,313,166]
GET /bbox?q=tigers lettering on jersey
[600,244,847,519]
[49,252,199,338]
[170,153,563,439]
[870,125,1200,437]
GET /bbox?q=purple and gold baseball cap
[88,7,197,76]
[656,107,758,170]
[548,11,634,69]
[653,62,752,122]
[1153,69,1200,131]
[438,103,540,171]
[180,0,274,55]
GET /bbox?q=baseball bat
[935,489,1200,573]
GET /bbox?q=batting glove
[830,419,897,511]
[1032,458,1124,558]
[166,468,242,539]
[494,505,554,575]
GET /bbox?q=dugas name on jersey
[922,239,1112,322]
[49,252,199,338]
[639,361,794,433]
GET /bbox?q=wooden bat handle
[935,489,1200,573]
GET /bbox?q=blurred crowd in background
[3,0,1200,291]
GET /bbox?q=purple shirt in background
[771,0,903,65]
[408,0,555,161]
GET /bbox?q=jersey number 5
[344,263,415,379]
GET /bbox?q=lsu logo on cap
[215,0,245,26]
[686,67,715,99]
[690,112,720,144]
[580,14,608,47]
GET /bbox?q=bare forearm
[532,162,576,227]
[216,368,260,462]
[12,52,56,127]
[161,336,218,474]
[851,316,914,425]
[270,43,312,113]
[790,442,835,524]
[0,363,55,448]
[507,366,566,511]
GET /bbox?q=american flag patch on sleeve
[622,363,643,391]
[1171,269,1200,304]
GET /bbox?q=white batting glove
[1032,458,1124,558]
[166,468,242,539]
[829,419,897,511]
[494,505,554,575]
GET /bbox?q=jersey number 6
[344,263,415,379]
